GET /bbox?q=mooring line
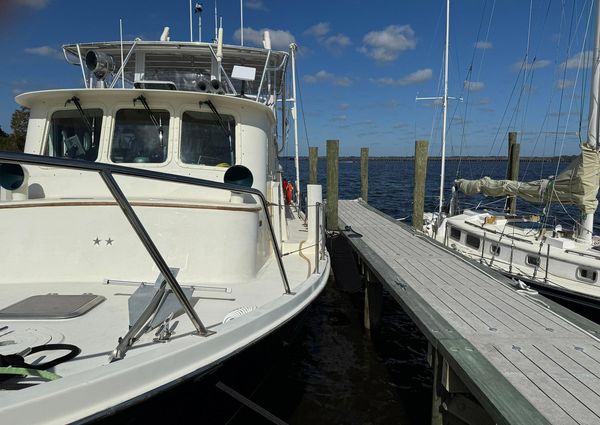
[216,381,289,425]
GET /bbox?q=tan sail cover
[456,145,600,213]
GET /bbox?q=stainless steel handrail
[315,202,321,274]
[99,171,210,339]
[0,152,292,302]
[256,49,272,103]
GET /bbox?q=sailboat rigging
[424,0,600,310]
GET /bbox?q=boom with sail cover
[455,145,600,214]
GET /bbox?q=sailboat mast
[580,0,600,243]
[589,0,600,152]
[438,0,450,220]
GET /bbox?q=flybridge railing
[66,42,289,105]
[0,152,292,339]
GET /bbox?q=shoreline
[286,155,577,162]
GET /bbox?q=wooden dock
[338,199,600,425]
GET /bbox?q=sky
[0,0,596,157]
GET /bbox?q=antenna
[119,18,125,88]
[195,3,203,42]
[240,0,244,46]
[216,18,223,81]
[189,0,193,42]
[214,0,218,42]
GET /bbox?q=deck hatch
[0,294,106,319]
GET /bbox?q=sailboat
[0,11,330,425]
[425,1,600,309]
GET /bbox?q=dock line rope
[0,344,81,382]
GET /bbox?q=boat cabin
[17,41,290,198]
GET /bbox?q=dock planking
[338,199,600,425]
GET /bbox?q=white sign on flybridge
[232,65,256,81]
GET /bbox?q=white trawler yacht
[425,1,600,310]
[0,22,330,424]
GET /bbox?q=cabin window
[465,234,481,250]
[490,244,501,255]
[44,109,103,160]
[180,111,235,166]
[577,268,598,283]
[526,255,540,267]
[111,109,170,163]
[449,227,461,241]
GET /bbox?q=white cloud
[512,58,551,72]
[245,0,267,11]
[24,46,63,60]
[334,76,352,87]
[555,79,575,89]
[464,81,484,92]
[333,114,347,122]
[359,25,417,62]
[474,41,492,49]
[304,22,330,38]
[303,70,353,86]
[304,22,351,54]
[303,70,333,84]
[371,68,432,86]
[561,50,593,69]
[14,0,48,8]
[234,27,295,50]
[325,34,352,50]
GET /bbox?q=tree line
[0,107,29,152]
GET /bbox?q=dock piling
[360,147,369,203]
[326,139,339,230]
[429,346,443,425]
[506,132,520,214]
[412,140,429,230]
[309,146,318,185]
[363,270,382,333]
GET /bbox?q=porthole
[490,244,501,255]
[526,255,540,267]
[577,268,598,283]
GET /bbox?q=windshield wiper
[134,95,164,146]
[65,96,93,133]
[199,100,234,165]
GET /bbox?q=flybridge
[62,39,289,103]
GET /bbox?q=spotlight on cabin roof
[85,51,114,81]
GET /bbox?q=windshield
[180,111,235,167]
[44,109,103,160]
[111,109,170,163]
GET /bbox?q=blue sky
[0,0,596,156]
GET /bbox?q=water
[99,157,588,424]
